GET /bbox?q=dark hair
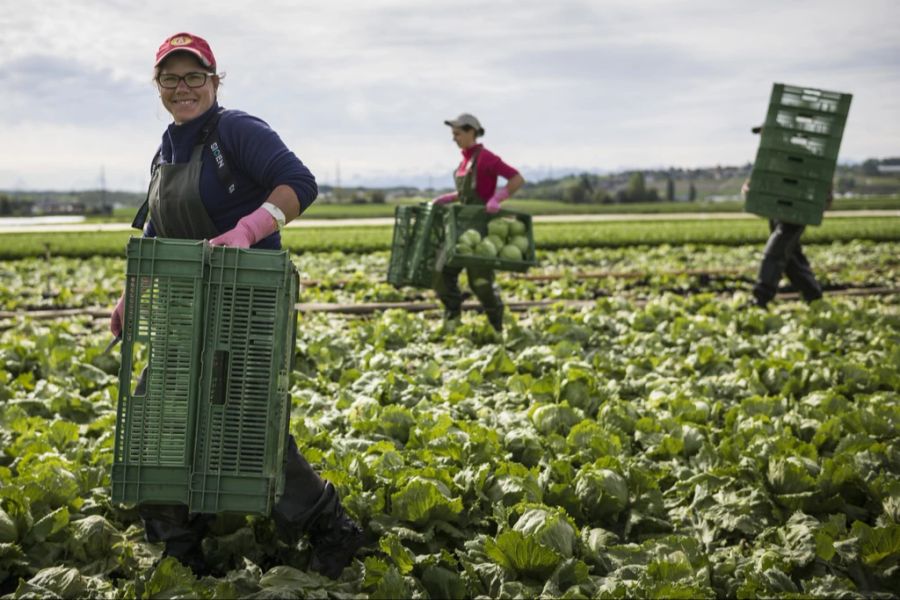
[459,124,484,137]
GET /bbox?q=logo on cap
[169,35,193,46]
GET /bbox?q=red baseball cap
[155,32,216,70]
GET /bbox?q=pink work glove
[209,206,277,248]
[485,187,509,214]
[110,293,125,337]
[432,192,458,205]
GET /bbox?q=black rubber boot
[434,267,464,315]
[140,503,214,577]
[784,247,823,302]
[486,306,504,332]
[748,292,769,310]
[303,483,365,579]
[160,540,211,576]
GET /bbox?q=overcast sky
[1,0,897,191]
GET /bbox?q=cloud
[0,0,898,190]
[0,54,152,126]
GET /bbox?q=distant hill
[515,158,900,204]
[2,157,897,213]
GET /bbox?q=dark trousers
[139,435,326,555]
[433,265,503,320]
[752,220,823,306]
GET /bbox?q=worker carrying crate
[742,83,852,309]
[107,30,363,580]
[386,113,535,332]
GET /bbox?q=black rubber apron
[147,144,221,240]
[456,148,481,206]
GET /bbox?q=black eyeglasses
[156,72,215,89]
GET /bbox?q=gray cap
[444,113,485,136]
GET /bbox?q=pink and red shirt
[456,144,520,201]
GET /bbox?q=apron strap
[131,108,236,231]
[199,109,237,195]
[457,147,482,204]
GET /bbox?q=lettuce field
[1,233,899,598]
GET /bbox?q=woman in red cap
[431,113,525,331]
[110,32,363,579]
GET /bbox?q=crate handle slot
[787,156,803,163]
[776,199,794,207]
[211,350,229,405]
[781,177,799,185]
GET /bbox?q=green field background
[93,194,900,222]
[2,216,899,259]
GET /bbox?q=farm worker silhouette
[742,125,828,308]
[431,113,525,331]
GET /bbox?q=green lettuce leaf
[484,529,561,579]
[391,477,463,525]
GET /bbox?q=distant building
[707,194,741,203]
[32,200,86,215]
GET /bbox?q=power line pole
[99,166,110,215]
[335,160,341,202]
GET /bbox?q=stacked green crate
[386,204,445,288]
[386,206,415,287]
[190,246,298,514]
[746,83,852,225]
[112,238,298,515]
[112,239,207,506]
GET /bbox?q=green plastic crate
[408,205,445,285]
[768,106,846,139]
[386,206,415,287]
[770,83,852,116]
[757,83,851,162]
[748,171,832,204]
[190,246,298,514]
[112,237,298,515]
[746,83,851,224]
[758,128,844,160]
[752,149,836,181]
[440,205,537,272]
[744,191,824,226]
[386,204,445,288]
[112,238,208,506]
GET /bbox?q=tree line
[2,157,897,211]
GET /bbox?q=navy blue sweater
[145,102,317,249]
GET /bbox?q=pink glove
[432,192,458,206]
[110,293,125,337]
[209,206,277,248]
[485,187,509,214]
